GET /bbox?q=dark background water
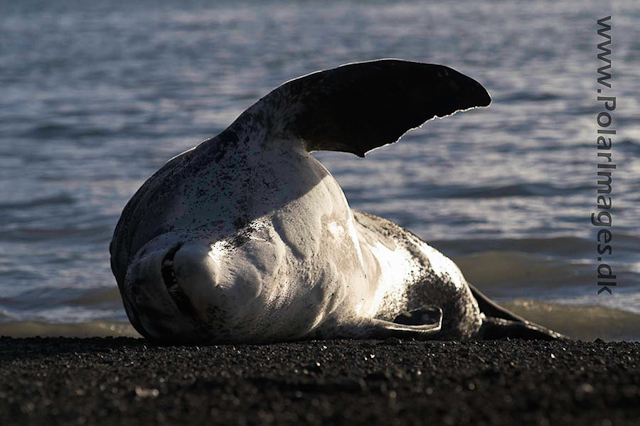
[1,0,639,339]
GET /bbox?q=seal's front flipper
[234,59,491,157]
[366,305,443,340]
[371,318,442,340]
[393,304,443,326]
[480,317,569,341]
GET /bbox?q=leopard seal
[110,59,566,343]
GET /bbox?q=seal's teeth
[162,262,179,290]
[160,244,182,291]
[159,246,198,318]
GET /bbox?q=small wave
[497,91,561,103]
[0,227,98,243]
[0,286,124,316]
[67,286,123,307]
[0,221,112,243]
[22,123,71,138]
[0,321,141,338]
[453,250,586,292]
[617,138,640,153]
[441,234,640,263]
[352,182,591,202]
[440,236,592,258]
[430,182,591,199]
[0,194,76,210]
[502,300,640,342]
[21,123,111,139]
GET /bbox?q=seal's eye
[160,244,197,317]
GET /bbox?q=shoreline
[0,338,638,425]
[1,300,638,342]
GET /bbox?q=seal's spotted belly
[353,211,482,340]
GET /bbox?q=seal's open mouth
[160,243,198,317]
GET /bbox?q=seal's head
[120,240,222,342]
[119,228,290,343]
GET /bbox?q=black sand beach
[0,338,638,425]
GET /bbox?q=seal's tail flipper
[234,59,491,157]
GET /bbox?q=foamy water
[1,0,639,340]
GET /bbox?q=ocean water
[1,0,639,341]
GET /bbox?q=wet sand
[0,337,638,425]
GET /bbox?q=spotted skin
[110,59,564,343]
